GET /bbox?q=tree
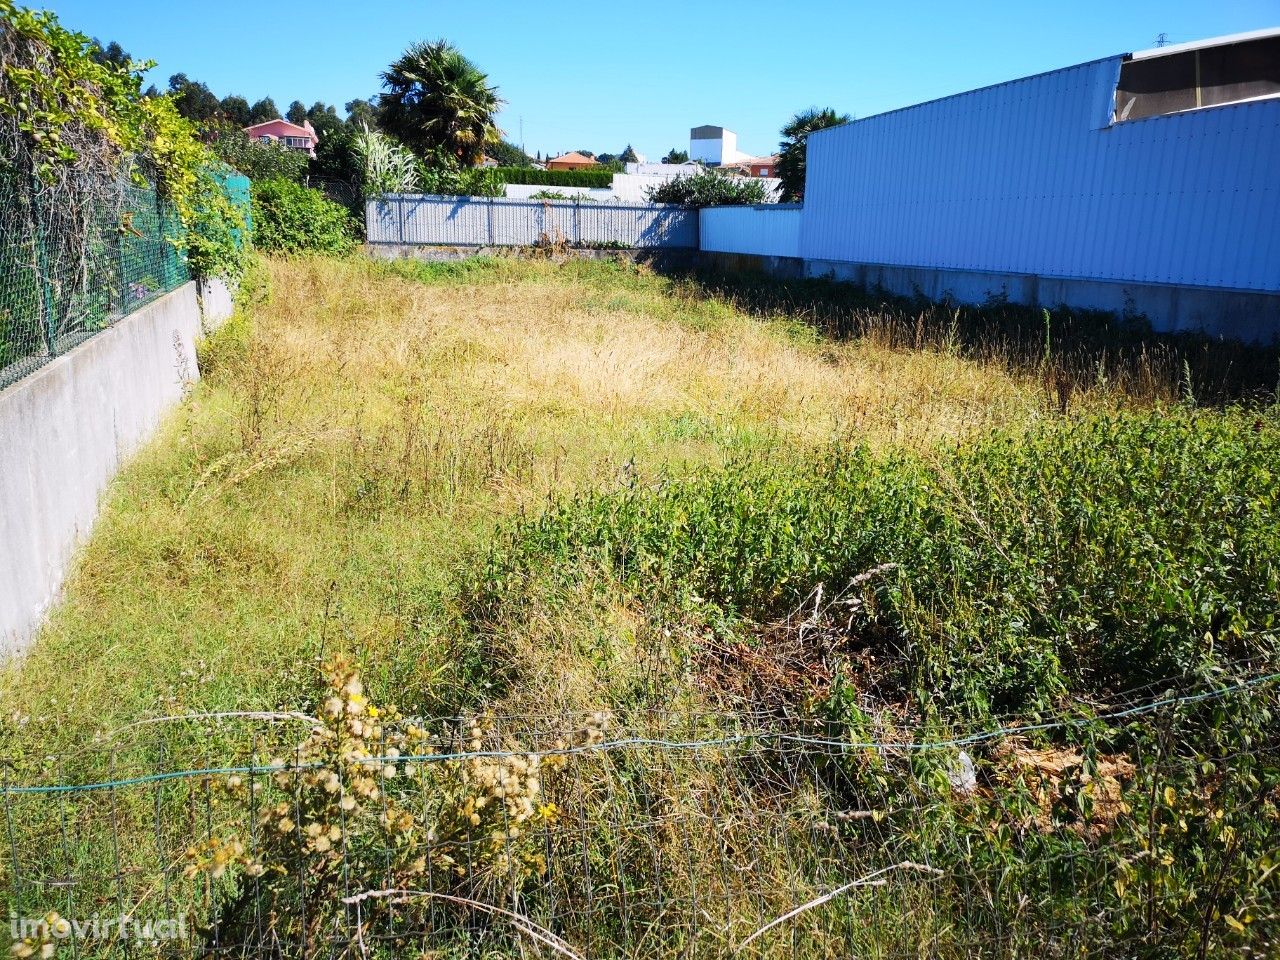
[219,95,251,127]
[311,124,363,207]
[168,73,220,123]
[306,102,345,142]
[90,38,131,69]
[378,40,502,165]
[286,100,308,125]
[619,144,638,164]
[487,139,533,167]
[776,107,850,201]
[662,148,689,164]
[345,97,378,129]
[645,171,768,207]
[211,128,309,182]
[249,97,281,124]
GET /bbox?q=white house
[688,125,753,167]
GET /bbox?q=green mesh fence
[0,172,190,390]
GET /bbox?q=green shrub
[645,171,768,207]
[250,177,357,254]
[211,128,310,183]
[471,409,1280,717]
[494,166,613,188]
[526,189,595,202]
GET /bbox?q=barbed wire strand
[4,669,1277,796]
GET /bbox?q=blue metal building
[797,29,1280,339]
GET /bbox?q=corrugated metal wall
[800,56,1280,292]
[699,205,802,258]
[367,195,698,248]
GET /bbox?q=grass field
[0,255,1053,745]
[1,254,1277,958]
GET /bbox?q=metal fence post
[156,190,172,291]
[116,230,128,317]
[487,198,496,247]
[28,171,58,355]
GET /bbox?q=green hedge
[251,178,358,254]
[493,166,614,188]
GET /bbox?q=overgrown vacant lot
[0,255,1047,740]
[2,255,1278,958]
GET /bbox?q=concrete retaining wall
[804,259,1280,342]
[0,278,234,657]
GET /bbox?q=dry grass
[0,253,1059,753]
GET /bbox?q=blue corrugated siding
[700,205,802,258]
[799,56,1280,292]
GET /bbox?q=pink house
[242,118,319,158]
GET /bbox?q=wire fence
[2,665,1277,959]
[0,169,190,391]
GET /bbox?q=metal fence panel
[699,205,802,258]
[0,174,192,391]
[366,195,699,248]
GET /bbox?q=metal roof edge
[807,54,1126,141]
[1130,26,1280,61]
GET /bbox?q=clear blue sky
[47,0,1280,160]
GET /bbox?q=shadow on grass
[651,260,1279,408]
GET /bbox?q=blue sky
[48,0,1280,160]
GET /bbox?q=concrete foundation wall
[0,278,234,657]
[804,259,1280,342]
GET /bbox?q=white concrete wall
[625,162,699,176]
[504,183,617,202]
[0,279,234,657]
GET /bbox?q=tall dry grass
[0,254,1061,752]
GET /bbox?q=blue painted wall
[799,56,1280,293]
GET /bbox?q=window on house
[758,168,769,176]
[1116,33,1280,122]
[259,135,272,144]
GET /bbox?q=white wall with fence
[366,195,698,248]
[699,204,802,259]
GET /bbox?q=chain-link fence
[2,666,1276,959]
[0,168,190,391]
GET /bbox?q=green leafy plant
[645,170,769,207]
[378,39,503,165]
[526,189,595,202]
[186,655,598,948]
[776,107,851,202]
[351,122,420,197]
[250,177,356,254]
[495,166,613,188]
[209,126,309,183]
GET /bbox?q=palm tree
[378,40,503,166]
[776,108,851,202]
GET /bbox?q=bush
[471,409,1280,718]
[494,166,613,188]
[422,161,504,198]
[211,128,309,183]
[645,171,769,207]
[251,177,356,254]
[526,189,595,202]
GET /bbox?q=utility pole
[1155,32,1169,47]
